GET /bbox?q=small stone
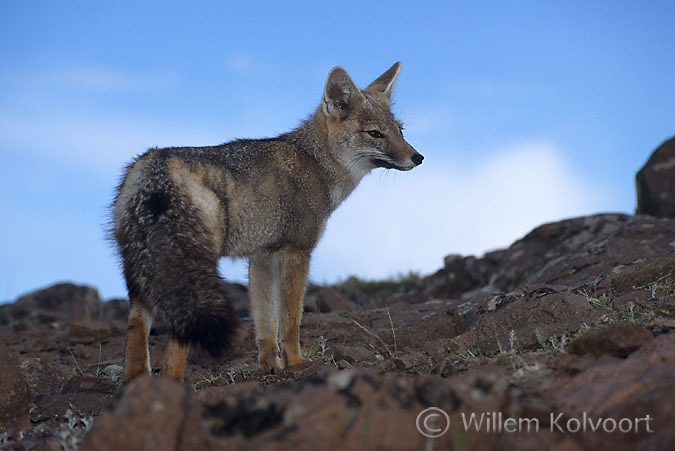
[103,364,125,382]
[393,352,429,371]
[327,369,355,390]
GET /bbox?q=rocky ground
[1,213,674,450]
[2,138,674,450]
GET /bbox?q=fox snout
[377,138,423,171]
[402,149,424,170]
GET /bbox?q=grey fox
[112,62,423,381]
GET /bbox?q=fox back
[113,62,423,381]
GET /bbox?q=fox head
[321,62,423,181]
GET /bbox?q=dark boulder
[637,136,675,218]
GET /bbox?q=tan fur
[124,300,152,381]
[113,62,423,382]
[167,158,226,250]
[161,338,190,382]
[278,248,310,367]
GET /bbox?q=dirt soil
[1,213,675,450]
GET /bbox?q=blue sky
[1,1,674,302]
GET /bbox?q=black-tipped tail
[170,279,240,357]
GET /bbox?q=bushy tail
[116,184,238,357]
[162,266,240,357]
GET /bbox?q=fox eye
[367,130,384,139]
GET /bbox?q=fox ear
[365,62,401,100]
[323,67,361,120]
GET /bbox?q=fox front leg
[249,253,284,372]
[278,248,310,368]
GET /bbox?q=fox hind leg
[125,298,152,381]
[279,248,310,368]
[161,337,190,382]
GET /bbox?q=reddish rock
[10,283,104,325]
[314,287,357,312]
[447,290,598,356]
[0,338,30,423]
[79,376,193,451]
[569,322,653,358]
[549,333,675,450]
[424,214,675,298]
[189,369,511,450]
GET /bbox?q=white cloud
[52,66,179,93]
[227,53,255,74]
[309,141,612,283]
[225,52,279,78]
[400,107,457,136]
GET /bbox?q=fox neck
[290,109,365,210]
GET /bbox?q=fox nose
[411,153,424,166]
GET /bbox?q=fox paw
[283,353,308,368]
[259,355,284,374]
